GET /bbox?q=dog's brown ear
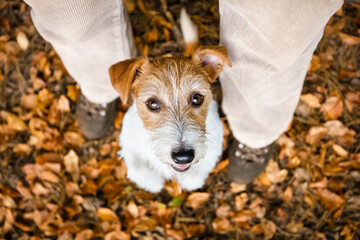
[193,46,232,83]
[109,57,147,104]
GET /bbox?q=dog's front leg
[124,153,164,193]
[176,171,207,191]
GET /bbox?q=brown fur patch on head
[109,57,147,105]
[193,46,232,83]
[132,56,213,132]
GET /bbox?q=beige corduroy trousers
[25,0,343,148]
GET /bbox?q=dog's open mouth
[171,164,191,172]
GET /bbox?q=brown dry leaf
[100,144,111,156]
[33,77,46,91]
[0,68,3,82]
[132,217,158,232]
[266,160,288,184]
[300,94,321,108]
[344,91,360,112]
[4,208,14,233]
[324,120,349,137]
[212,217,232,234]
[315,188,345,209]
[264,220,277,240]
[75,229,94,240]
[64,132,85,146]
[97,208,118,221]
[7,112,27,132]
[211,159,229,173]
[216,204,230,218]
[126,200,139,218]
[232,210,254,222]
[67,84,79,102]
[283,186,293,203]
[104,231,130,240]
[147,27,159,43]
[13,143,31,155]
[305,126,328,145]
[338,32,360,45]
[82,180,97,195]
[276,134,295,159]
[308,55,321,72]
[37,88,53,109]
[321,96,343,120]
[165,229,185,240]
[123,0,136,12]
[230,182,246,194]
[332,144,348,157]
[21,94,37,109]
[53,68,62,81]
[16,31,29,51]
[40,170,60,183]
[36,152,63,165]
[32,182,50,195]
[235,193,248,211]
[64,150,80,180]
[186,192,210,209]
[114,111,124,128]
[309,177,328,189]
[286,221,303,233]
[152,16,172,29]
[2,195,16,208]
[288,156,301,168]
[58,95,70,112]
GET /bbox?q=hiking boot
[75,93,118,140]
[228,138,273,184]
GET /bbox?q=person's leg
[219,0,343,183]
[24,0,136,139]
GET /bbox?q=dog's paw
[178,177,205,191]
[127,170,164,193]
[133,177,164,193]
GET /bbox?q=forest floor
[0,0,360,239]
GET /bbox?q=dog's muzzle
[171,149,194,172]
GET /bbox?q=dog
[108,9,232,192]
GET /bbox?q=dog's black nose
[171,149,195,164]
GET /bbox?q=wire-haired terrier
[109,10,232,192]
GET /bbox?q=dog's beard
[148,120,207,168]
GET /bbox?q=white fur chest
[119,100,223,192]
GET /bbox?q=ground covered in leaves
[1,0,360,239]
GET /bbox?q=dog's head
[109,46,231,172]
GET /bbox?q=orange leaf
[186,192,210,209]
[97,208,118,221]
[315,188,345,209]
[339,32,360,45]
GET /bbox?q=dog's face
[109,46,231,172]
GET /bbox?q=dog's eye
[146,98,161,112]
[191,93,204,107]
